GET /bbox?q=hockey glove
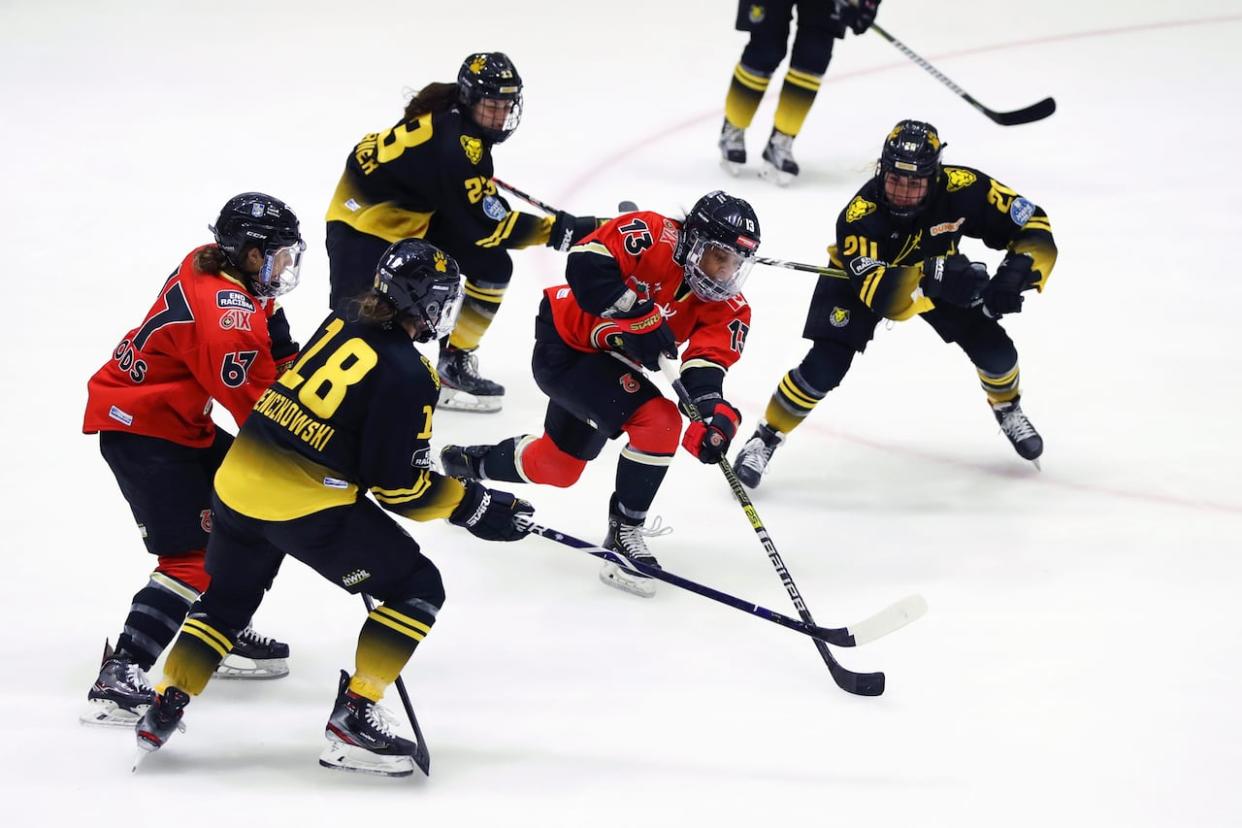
[548,212,602,252]
[921,254,988,307]
[449,480,534,542]
[268,307,300,373]
[981,254,1034,317]
[594,301,677,371]
[681,399,742,465]
[836,0,880,35]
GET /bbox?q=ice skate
[132,686,190,770]
[732,423,785,489]
[718,119,746,175]
[215,626,290,679]
[598,497,671,599]
[438,343,504,413]
[760,129,799,186]
[319,670,419,778]
[80,643,155,727]
[992,395,1043,468]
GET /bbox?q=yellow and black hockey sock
[447,279,507,351]
[763,368,828,435]
[350,600,437,702]
[772,67,822,137]
[725,62,772,129]
[158,614,234,696]
[978,361,1021,405]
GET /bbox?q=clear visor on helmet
[257,240,306,297]
[426,280,464,339]
[684,236,755,302]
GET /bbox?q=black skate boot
[992,395,1044,467]
[599,496,671,599]
[719,119,746,175]
[440,443,491,479]
[760,128,800,186]
[438,342,504,413]
[732,423,785,489]
[216,626,290,679]
[319,670,419,778]
[80,642,155,727]
[133,686,190,768]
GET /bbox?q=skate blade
[720,159,744,177]
[1031,458,1042,471]
[215,656,289,680]
[759,163,794,187]
[319,740,416,778]
[80,698,148,727]
[438,387,502,413]
[599,563,656,598]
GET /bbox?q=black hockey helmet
[209,192,305,297]
[457,52,523,143]
[877,119,945,218]
[675,190,761,302]
[373,239,463,342]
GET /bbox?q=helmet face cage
[457,52,523,143]
[877,120,944,218]
[677,190,760,301]
[684,235,756,302]
[373,241,464,342]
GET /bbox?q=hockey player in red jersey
[81,193,305,727]
[442,191,761,596]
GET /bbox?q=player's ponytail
[403,82,459,121]
[194,244,226,275]
[348,291,398,327]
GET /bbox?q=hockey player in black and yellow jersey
[732,119,1058,485]
[134,240,534,778]
[326,51,599,413]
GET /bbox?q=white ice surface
[2,1,1240,825]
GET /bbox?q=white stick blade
[847,594,928,645]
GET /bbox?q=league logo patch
[1010,197,1036,226]
[482,195,508,221]
[620,373,640,394]
[945,167,978,192]
[845,196,876,223]
[411,447,433,470]
[748,4,765,24]
[342,569,372,587]
[322,477,350,489]
[216,290,256,313]
[930,217,966,236]
[829,307,850,328]
[108,405,134,426]
[460,135,484,165]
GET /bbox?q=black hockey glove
[836,0,880,35]
[921,254,988,307]
[449,480,534,542]
[548,212,601,252]
[681,399,741,465]
[594,300,677,371]
[981,254,1035,318]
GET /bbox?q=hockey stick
[360,593,431,776]
[492,177,558,214]
[657,358,903,696]
[755,256,849,280]
[868,22,1055,126]
[526,522,924,647]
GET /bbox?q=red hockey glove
[681,400,741,464]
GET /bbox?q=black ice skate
[319,670,420,778]
[719,119,746,175]
[599,497,671,599]
[215,626,290,679]
[992,395,1043,467]
[732,423,786,489]
[760,129,800,186]
[438,343,504,413]
[133,686,190,770]
[440,443,490,479]
[80,642,155,727]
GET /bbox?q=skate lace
[237,626,274,648]
[618,517,672,559]
[457,349,482,381]
[767,131,795,164]
[738,436,776,476]
[125,662,153,694]
[364,701,402,740]
[999,408,1037,442]
[720,123,745,150]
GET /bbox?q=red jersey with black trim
[83,246,290,448]
[546,211,751,371]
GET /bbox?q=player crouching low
[441,192,760,597]
[133,240,533,778]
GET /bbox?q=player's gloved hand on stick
[548,212,601,252]
[450,480,534,542]
[681,398,742,464]
[597,300,677,371]
[921,254,988,307]
[981,253,1034,318]
[836,0,881,35]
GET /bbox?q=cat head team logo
[619,373,640,394]
[420,354,441,389]
[846,196,876,223]
[945,167,978,192]
[460,135,483,165]
[829,307,850,328]
[748,5,765,24]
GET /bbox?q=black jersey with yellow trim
[325,107,553,249]
[214,313,465,523]
[829,165,1058,320]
